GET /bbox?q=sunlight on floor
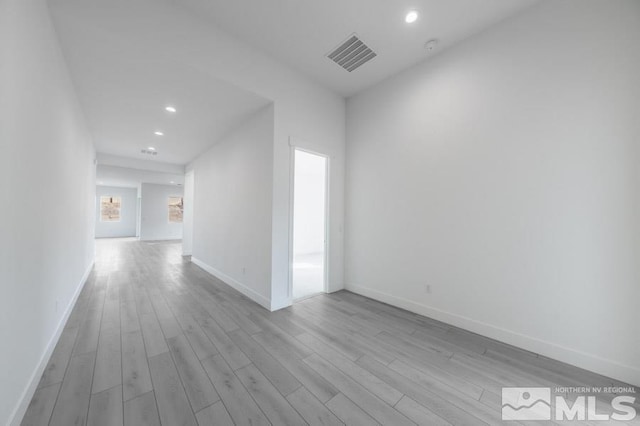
[292,252,324,300]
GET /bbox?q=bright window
[168,197,183,223]
[100,196,121,222]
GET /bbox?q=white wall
[97,164,184,188]
[140,183,183,241]
[0,0,96,424]
[176,13,347,309]
[182,170,195,255]
[190,106,274,309]
[95,186,138,238]
[293,150,327,255]
[346,0,640,386]
[97,152,185,175]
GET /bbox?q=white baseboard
[345,283,640,387]
[270,297,292,312]
[9,261,95,426]
[191,257,271,311]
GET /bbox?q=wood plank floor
[22,239,639,425]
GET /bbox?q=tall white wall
[95,185,138,238]
[0,0,96,424]
[190,106,274,309]
[182,170,195,255]
[172,11,348,309]
[140,183,183,241]
[346,0,640,385]
[170,3,346,308]
[96,164,185,188]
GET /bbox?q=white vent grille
[140,149,158,156]
[327,34,377,72]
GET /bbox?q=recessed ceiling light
[170,181,175,184]
[154,131,164,136]
[147,146,156,151]
[405,10,419,23]
[165,106,177,113]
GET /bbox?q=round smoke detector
[424,39,439,51]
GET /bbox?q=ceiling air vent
[327,34,377,72]
[140,149,158,156]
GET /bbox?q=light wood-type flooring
[21,239,639,425]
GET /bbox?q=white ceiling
[50,1,271,165]
[50,0,538,166]
[179,0,540,96]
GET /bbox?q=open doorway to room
[292,148,329,300]
[95,163,185,241]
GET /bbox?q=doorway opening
[292,148,328,300]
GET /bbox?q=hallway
[21,239,637,425]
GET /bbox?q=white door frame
[288,145,331,302]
